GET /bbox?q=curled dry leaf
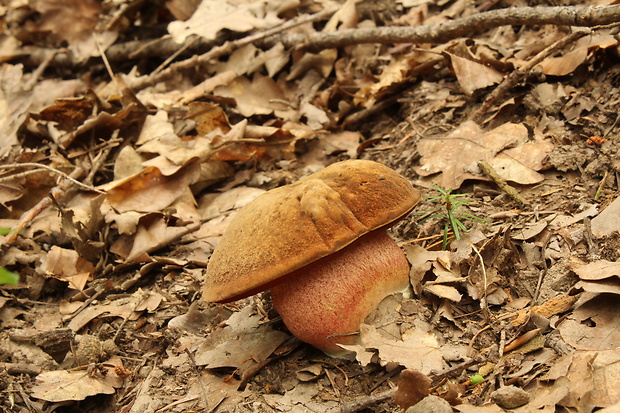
[40,246,94,291]
[444,52,503,96]
[539,33,619,76]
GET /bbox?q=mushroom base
[270,230,411,358]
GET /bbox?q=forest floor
[1,0,620,412]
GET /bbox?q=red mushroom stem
[270,229,410,357]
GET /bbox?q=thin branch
[0,163,104,193]
[269,5,620,51]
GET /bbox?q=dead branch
[478,161,528,207]
[270,5,620,51]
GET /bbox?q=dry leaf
[40,246,94,291]
[0,65,33,151]
[424,284,463,302]
[591,197,620,236]
[168,0,298,43]
[340,324,446,374]
[445,52,504,96]
[102,163,201,213]
[416,121,552,189]
[393,369,432,410]
[29,0,97,41]
[214,74,294,118]
[31,356,125,402]
[571,259,620,281]
[404,244,452,295]
[558,294,620,351]
[194,306,290,376]
[540,33,619,76]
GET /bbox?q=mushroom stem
[270,230,411,358]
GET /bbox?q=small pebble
[406,395,452,413]
[491,385,529,409]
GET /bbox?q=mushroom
[202,160,420,357]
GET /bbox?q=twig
[83,135,119,186]
[15,382,44,413]
[467,325,492,357]
[593,170,609,202]
[341,388,396,413]
[23,47,61,91]
[62,287,105,325]
[471,244,490,322]
[312,359,349,387]
[152,36,200,76]
[184,348,209,411]
[270,5,620,51]
[478,161,528,207]
[603,113,620,138]
[0,362,42,376]
[532,229,552,305]
[429,355,486,383]
[503,328,540,353]
[582,217,600,259]
[0,163,104,193]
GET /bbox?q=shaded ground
[1,0,620,412]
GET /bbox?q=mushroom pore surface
[270,229,410,357]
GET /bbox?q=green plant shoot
[0,267,19,285]
[417,185,487,249]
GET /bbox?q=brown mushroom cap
[202,159,420,303]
